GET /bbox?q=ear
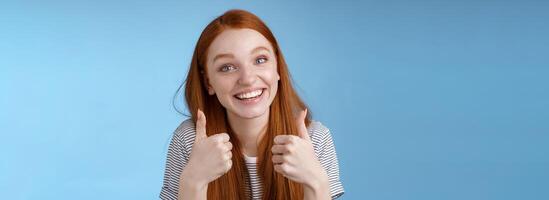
[207,86,215,95]
[201,70,215,95]
[205,81,215,95]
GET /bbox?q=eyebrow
[212,46,271,63]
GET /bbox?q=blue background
[1,0,548,199]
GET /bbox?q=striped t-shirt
[160,119,345,199]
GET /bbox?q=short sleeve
[160,120,194,200]
[309,121,345,199]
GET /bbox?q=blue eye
[220,64,236,72]
[256,57,268,64]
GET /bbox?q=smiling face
[205,28,280,119]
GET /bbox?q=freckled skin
[186,28,330,200]
[205,28,280,120]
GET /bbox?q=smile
[233,88,266,105]
[234,88,264,100]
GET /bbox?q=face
[205,28,280,119]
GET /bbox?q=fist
[271,109,329,188]
[180,109,233,188]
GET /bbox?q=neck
[227,110,269,157]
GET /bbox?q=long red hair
[183,9,311,200]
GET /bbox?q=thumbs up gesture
[180,109,233,190]
[271,109,330,192]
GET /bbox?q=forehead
[207,28,274,59]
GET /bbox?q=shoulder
[307,120,331,139]
[171,118,197,151]
[307,120,333,151]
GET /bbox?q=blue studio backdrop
[1,0,548,199]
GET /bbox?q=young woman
[160,9,344,200]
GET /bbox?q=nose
[237,65,257,86]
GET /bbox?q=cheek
[209,76,234,95]
[261,69,280,97]
[261,66,280,84]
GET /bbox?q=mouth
[233,88,266,103]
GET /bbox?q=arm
[178,166,208,200]
[177,110,233,200]
[271,110,332,200]
[303,169,331,200]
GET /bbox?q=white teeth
[236,89,263,99]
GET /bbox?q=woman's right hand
[179,109,233,195]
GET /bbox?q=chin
[234,107,268,119]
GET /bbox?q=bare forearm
[303,169,331,200]
[178,180,207,200]
[303,180,330,200]
[178,166,208,200]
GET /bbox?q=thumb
[296,109,310,141]
[195,109,208,142]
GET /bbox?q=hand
[271,109,329,192]
[180,109,233,189]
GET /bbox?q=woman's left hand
[271,109,330,194]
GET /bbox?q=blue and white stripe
[160,119,344,199]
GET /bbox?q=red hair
[183,9,311,200]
